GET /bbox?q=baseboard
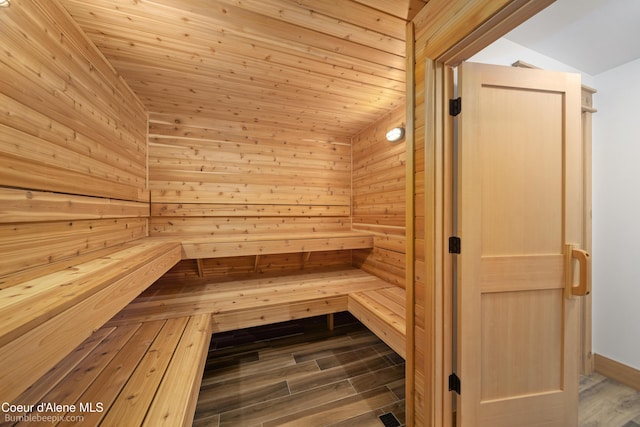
[594,353,640,392]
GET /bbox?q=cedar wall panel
[352,105,406,286]
[0,0,149,276]
[148,113,351,234]
[159,252,351,284]
[413,57,428,427]
[148,113,354,274]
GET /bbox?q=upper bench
[0,238,182,403]
[152,231,374,260]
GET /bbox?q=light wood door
[456,62,586,426]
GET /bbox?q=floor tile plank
[262,387,398,427]
[288,354,394,394]
[197,380,291,417]
[579,372,640,427]
[195,314,640,427]
[316,344,394,371]
[201,354,302,387]
[219,380,357,426]
[350,364,406,394]
[194,314,403,426]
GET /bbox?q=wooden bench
[150,231,374,276]
[348,287,407,358]
[105,267,394,330]
[11,266,405,426]
[0,238,182,403]
[3,228,403,426]
[8,313,211,427]
[106,265,406,358]
[173,231,375,259]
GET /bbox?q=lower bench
[106,267,398,334]
[8,314,211,427]
[108,265,406,373]
[349,287,406,359]
[14,267,405,426]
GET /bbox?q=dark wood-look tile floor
[194,313,405,427]
[580,372,640,427]
[193,313,639,427]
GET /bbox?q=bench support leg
[327,313,334,331]
[196,259,205,278]
[302,251,311,269]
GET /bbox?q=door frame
[406,1,559,426]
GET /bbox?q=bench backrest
[352,107,407,288]
[148,114,353,238]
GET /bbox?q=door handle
[564,244,591,298]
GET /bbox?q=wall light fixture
[385,127,405,142]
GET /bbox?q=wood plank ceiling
[60,0,425,139]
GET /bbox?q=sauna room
[2,0,635,426]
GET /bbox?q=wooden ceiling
[60,0,426,139]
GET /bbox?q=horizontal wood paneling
[148,114,352,249]
[0,218,148,278]
[151,188,349,206]
[0,188,148,224]
[60,0,407,138]
[158,251,352,283]
[0,0,149,278]
[1,0,148,202]
[150,217,349,236]
[152,203,348,218]
[353,240,406,287]
[352,105,407,288]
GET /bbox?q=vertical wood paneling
[413,51,429,427]
[0,0,149,276]
[352,105,406,287]
[410,50,452,427]
[405,21,417,427]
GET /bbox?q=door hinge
[449,373,461,394]
[449,236,461,254]
[449,97,462,116]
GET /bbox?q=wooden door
[456,62,588,426]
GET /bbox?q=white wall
[592,58,640,370]
[470,38,595,86]
[471,38,640,371]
